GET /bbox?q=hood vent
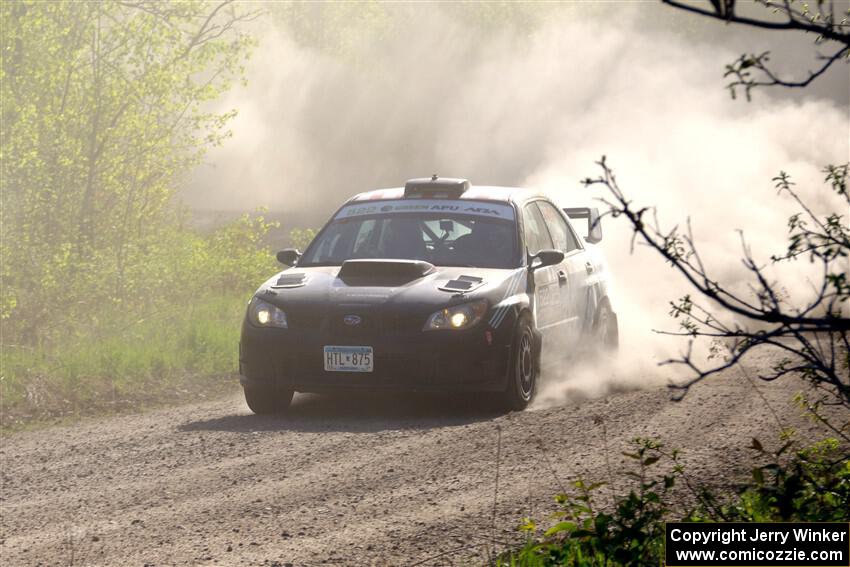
[272,273,308,289]
[338,259,435,280]
[439,275,485,293]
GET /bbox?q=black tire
[243,385,294,415]
[501,314,538,411]
[594,300,619,351]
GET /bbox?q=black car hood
[255,264,524,314]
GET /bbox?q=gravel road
[0,361,827,566]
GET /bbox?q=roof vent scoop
[404,175,470,198]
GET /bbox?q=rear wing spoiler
[563,207,603,244]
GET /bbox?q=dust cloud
[184,4,848,406]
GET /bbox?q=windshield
[300,200,519,269]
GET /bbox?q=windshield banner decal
[336,200,515,221]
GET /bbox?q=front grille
[382,313,424,334]
[283,305,426,335]
[287,311,324,330]
[329,311,379,338]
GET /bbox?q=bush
[0,211,282,425]
[698,437,850,523]
[501,436,849,567]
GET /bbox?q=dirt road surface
[0,363,827,566]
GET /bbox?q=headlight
[423,300,488,331]
[249,298,288,328]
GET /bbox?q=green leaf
[643,456,660,467]
[543,521,576,536]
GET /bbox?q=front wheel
[500,315,538,411]
[243,385,294,415]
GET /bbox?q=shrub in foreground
[501,436,850,567]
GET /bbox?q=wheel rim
[517,330,534,399]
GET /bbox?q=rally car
[239,176,618,414]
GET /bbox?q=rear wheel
[501,314,538,411]
[594,300,619,351]
[243,385,294,415]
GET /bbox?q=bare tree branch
[584,157,849,408]
[662,0,850,99]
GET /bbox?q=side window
[564,221,581,251]
[537,200,579,253]
[314,233,340,261]
[522,203,554,255]
[313,223,352,262]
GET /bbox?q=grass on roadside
[1,293,249,427]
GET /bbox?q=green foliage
[271,1,392,63]
[770,166,850,306]
[2,292,247,423]
[692,436,850,523]
[0,211,278,423]
[507,439,672,567]
[0,3,286,421]
[501,436,849,566]
[269,1,575,65]
[1,0,256,347]
[3,294,242,398]
[288,227,317,251]
[201,209,280,292]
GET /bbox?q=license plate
[323,346,373,372]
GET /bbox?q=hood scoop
[338,259,435,281]
[439,275,485,294]
[272,272,308,289]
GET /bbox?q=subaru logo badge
[343,315,362,326]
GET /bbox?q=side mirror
[530,249,564,270]
[276,248,301,266]
[563,207,603,244]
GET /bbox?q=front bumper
[239,314,514,393]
